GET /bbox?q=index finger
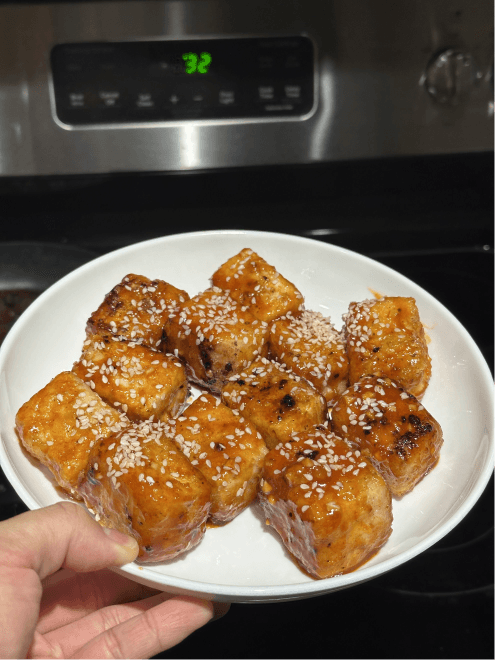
[70,596,214,659]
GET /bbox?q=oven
[0,0,493,658]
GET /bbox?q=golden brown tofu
[269,310,349,406]
[331,375,443,497]
[259,423,393,579]
[87,273,189,350]
[15,372,128,493]
[171,393,268,524]
[72,334,189,422]
[162,287,269,393]
[78,420,211,562]
[221,357,327,450]
[344,296,431,399]
[211,248,304,322]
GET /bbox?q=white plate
[0,230,493,603]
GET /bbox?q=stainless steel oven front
[0,0,492,176]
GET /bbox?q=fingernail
[103,526,140,565]
[211,601,231,622]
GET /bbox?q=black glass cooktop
[0,152,493,659]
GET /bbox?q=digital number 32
[182,52,212,74]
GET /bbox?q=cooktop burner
[0,289,39,345]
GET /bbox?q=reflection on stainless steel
[181,124,201,169]
[0,0,492,175]
[424,49,482,104]
[309,56,334,162]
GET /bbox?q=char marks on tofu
[162,287,270,393]
[259,423,393,579]
[269,310,349,406]
[87,273,189,351]
[221,356,328,450]
[211,248,304,322]
[332,375,443,497]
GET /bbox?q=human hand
[0,501,226,658]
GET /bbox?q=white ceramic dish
[0,230,493,603]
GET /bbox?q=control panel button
[99,91,120,107]
[284,84,301,99]
[258,85,275,100]
[68,92,85,107]
[219,90,235,105]
[136,93,154,108]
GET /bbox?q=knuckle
[99,627,128,660]
[141,607,165,648]
[99,605,128,632]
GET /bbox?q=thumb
[0,501,139,580]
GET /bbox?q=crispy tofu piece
[331,375,443,497]
[162,287,270,393]
[269,310,349,406]
[15,372,128,493]
[78,420,211,563]
[221,357,327,450]
[259,423,393,579]
[344,296,431,399]
[171,393,268,524]
[72,334,189,422]
[211,248,304,322]
[87,273,189,350]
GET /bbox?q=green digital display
[182,51,212,74]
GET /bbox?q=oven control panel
[50,36,314,125]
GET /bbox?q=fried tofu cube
[211,248,304,322]
[259,423,393,579]
[331,376,443,497]
[78,420,211,562]
[269,310,349,406]
[221,357,327,450]
[171,393,268,524]
[87,273,189,350]
[72,334,189,422]
[15,372,128,493]
[162,287,269,393]
[344,296,431,399]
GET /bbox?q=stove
[0,0,492,654]
[0,152,493,659]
